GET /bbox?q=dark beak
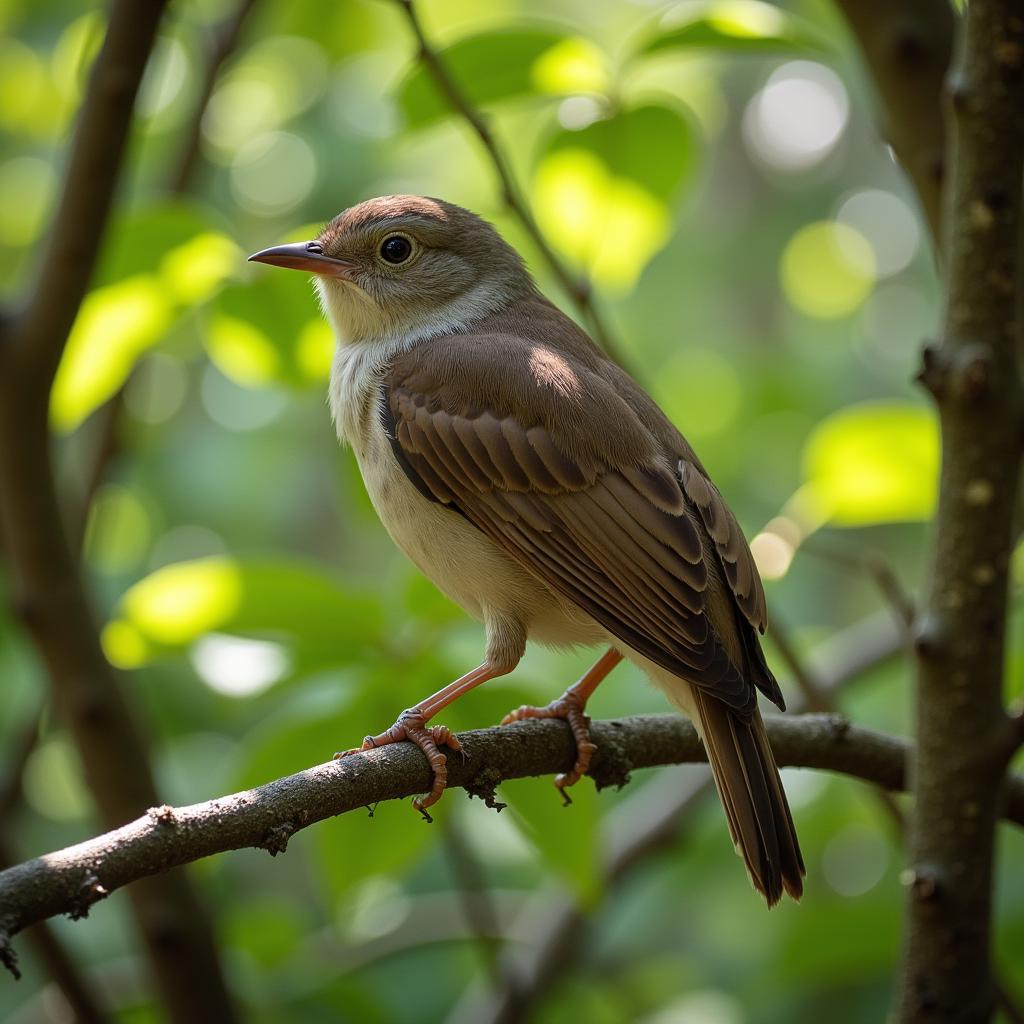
[247,241,357,280]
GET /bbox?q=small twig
[0,710,42,822]
[166,0,258,194]
[70,386,125,553]
[394,0,625,368]
[441,818,503,985]
[801,538,916,633]
[767,612,832,712]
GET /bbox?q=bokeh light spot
[781,221,875,319]
[837,189,920,278]
[822,823,890,897]
[190,633,290,697]
[230,131,317,216]
[743,61,848,173]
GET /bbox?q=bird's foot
[500,692,596,804]
[334,709,462,822]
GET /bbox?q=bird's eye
[379,235,413,265]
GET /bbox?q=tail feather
[694,691,805,906]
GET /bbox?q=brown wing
[382,380,779,716]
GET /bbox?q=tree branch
[166,0,258,194]
[896,3,1024,1020]
[394,0,625,367]
[5,0,166,390]
[832,0,953,246]
[2,712,1023,964]
[0,2,239,1018]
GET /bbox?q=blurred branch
[832,0,953,246]
[895,3,1024,1020]
[801,538,917,634]
[0,0,165,390]
[394,0,625,367]
[0,711,107,1022]
[441,818,503,985]
[166,0,258,194]
[0,1,239,1019]
[3,711,1024,963]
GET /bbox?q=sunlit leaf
[502,774,602,904]
[106,557,384,671]
[639,0,827,56]
[209,273,324,388]
[397,28,569,128]
[533,105,696,288]
[530,36,610,95]
[51,203,240,431]
[161,232,241,305]
[801,401,938,526]
[51,275,173,431]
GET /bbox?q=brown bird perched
[249,196,804,905]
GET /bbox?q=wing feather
[386,380,774,712]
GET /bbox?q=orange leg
[501,648,623,803]
[335,661,506,820]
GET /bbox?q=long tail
[693,690,805,906]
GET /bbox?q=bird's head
[248,195,532,345]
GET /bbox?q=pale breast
[329,344,603,648]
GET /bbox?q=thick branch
[833,0,953,245]
[897,4,1024,1021]
[2,713,1023,953]
[0,2,238,1018]
[6,0,166,390]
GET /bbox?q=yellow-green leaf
[802,401,939,526]
[51,275,173,431]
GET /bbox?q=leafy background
[1,0,1022,1021]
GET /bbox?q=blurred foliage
[1,0,1021,1022]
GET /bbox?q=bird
[248,195,804,905]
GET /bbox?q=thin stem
[394,0,626,367]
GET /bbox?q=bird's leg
[500,648,623,803]
[335,661,506,820]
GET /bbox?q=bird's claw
[334,709,462,818]
[500,691,597,800]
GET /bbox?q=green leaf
[103,556,383,673]
[51,202,240,431]
[639,0,827,56]
[502,773,602,904]
[533,104,697,289]
[207,273,333,388]
[801,401,939,527]
[396,28,574,129]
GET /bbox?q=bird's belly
[353,425,603,648]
